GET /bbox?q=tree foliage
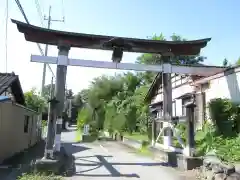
[76,33,206,136]
[24,88,46,112]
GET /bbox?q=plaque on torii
[12,19,225,158]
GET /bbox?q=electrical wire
[5,0,8,72]
[0,2,7,28]
[14,0,55,78]
[61,0,65,22]
[34,0,44,26]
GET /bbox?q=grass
[136,147,153,157]
[75,130,82,143]
[123,132,148,141]
[18,173,63,180]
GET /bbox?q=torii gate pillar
[162,57,173,148]
[53,44,70,153]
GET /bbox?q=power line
[34,0,44,26]
[5,0,9,72]
[1,2,7,28]
[14,0,55,78]
[61,0,65,22]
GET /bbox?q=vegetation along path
[62,127,186,180]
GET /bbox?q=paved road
[62,127,186,180]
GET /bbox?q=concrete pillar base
[35,147,75,176]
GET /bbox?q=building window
[24,115,29,133]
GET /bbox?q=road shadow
[73,154,168,178]
[62,142,91,155]
[0,140,45,179]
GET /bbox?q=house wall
[0,102,39,163]
[152,83,195,103]
[197,70,240,120]
[204,71,240,104]
[151,74,194,104]
[151,83,195,116]
[151,68,240,128]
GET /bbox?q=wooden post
[184,101,196,157]
[151,117,155,146]
[53,45,70,153]
[162,56,173,148]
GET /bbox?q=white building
[145,65,240,130]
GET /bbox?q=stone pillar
[184,101,196,157]
[195,92,205,130]
[44,98,58,159]
[53,45,70,153]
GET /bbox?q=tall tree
[235,57,240,66]
[137,34,206,85]
[24,88,46,112]
[222,58,229,67]
[76,33,207,135]
[42,84,54,101]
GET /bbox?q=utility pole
[41,6,64,96]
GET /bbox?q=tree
[223,58,229,67]
[76,33,207,136]
[24,88,46,112]
[235,57,240,66]
[42,84,55,101]
[137,34,206,84]
[222,58,232,67]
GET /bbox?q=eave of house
[145,64,226,103]
[193,65,240,85]
[144,73,202,102]
[0,73,25,105]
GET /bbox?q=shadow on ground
[71,152,167,178]
[63,142,91,155]
[0,140,45,179]
[61,126,171,178]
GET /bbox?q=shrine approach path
[62,127,187,180]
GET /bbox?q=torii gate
[12,19,224,159]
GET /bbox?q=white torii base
[31,55,224,76]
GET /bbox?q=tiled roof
[0,73,25,105]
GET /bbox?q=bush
[214,136,240,162]
[208,98,240,136]
[141,140,149,148]
[77,106,93,130]
[41,120,47,128]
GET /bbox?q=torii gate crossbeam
[31,55,224,76]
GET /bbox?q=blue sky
[0,0,240,93]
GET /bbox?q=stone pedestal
[35,158,61,174]
[149,147,178,167]
[34,147,75,176]
[177,154,203,171]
